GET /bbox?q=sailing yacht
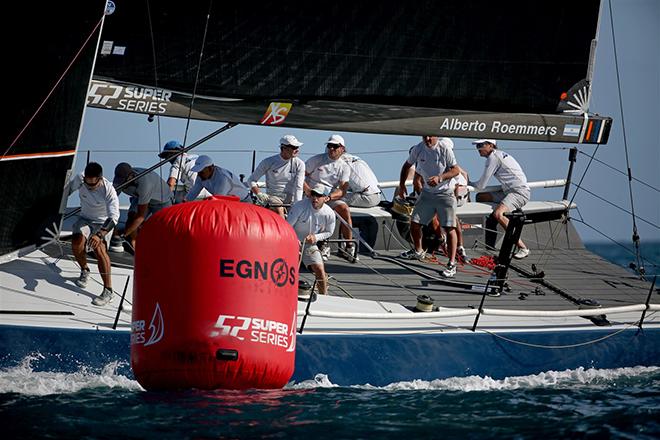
[1,0,657,388]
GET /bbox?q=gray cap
[113,162,133,186]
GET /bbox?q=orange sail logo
[260,102,292,125]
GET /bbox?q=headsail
[0,2,107,258]
[91,0,610,143]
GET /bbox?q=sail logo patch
[563,124,580,137]
[87,80,171,114]
[260,102,292,125]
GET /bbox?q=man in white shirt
[341,153,381,208]
[112,162,173,252]
[287,184,336,295]
[185,155,251,202]
[304,134,354,261]
[157,140,203,203]
[470,139,530,259]
[248,135,305,217]
[397,136,460,277]
[67,162,120,306]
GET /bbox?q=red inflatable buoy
[130,196,299,390]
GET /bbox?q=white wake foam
[287,366,660,391]
[0,354,143,395]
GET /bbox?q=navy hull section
[293,329,660,385]
[2,324,658,387]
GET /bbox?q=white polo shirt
[68,174,120,223]
[185,165,250,201]
[342,154,380,195]
[406,139,457,194]
[168,153,199,192]
[472,149,528,193]
[286,198,336,242]
[305,153,351,193]
[248,154,305,202]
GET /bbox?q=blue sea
[2,243,659,439]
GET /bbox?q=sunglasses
[83,177,101,188]
[327,144,341,150]
[281,145,300,151]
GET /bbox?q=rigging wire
[577,150,660,193]
[572,208,659,272]
[146,0,166,201]
[571,183,660,230]
[182,0,213,149]
[608,0,645,277]
[3,15,105,158]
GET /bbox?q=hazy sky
[78,0,659,246]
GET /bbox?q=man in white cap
[247,135,305,217]
[397,136,460,277]
[185,155,250,201]
[157,140,207,203]
[303,134,355,261]
[470,139,530,259]
[111,162,172,252]
[287,184,336,295]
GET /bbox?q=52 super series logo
[87,81,172,114]
[210,312,297,352]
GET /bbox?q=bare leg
[492,204,526,249]
[410,222,423,252]
[477,193,526,249]
[333,204,353,241]
[93,243,112,290]
[444,226,457,263]
[71,234,89,271]
[310,263,328,294]
[455,217,464,248]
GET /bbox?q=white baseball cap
[326,134,345,146]
[280,134,303,147]
[190,155,214,172]
[472,139,497,147]
[310,184,330,197]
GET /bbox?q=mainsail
[91,0,610,143]
[1,0,611,259]
[0,2,106,257]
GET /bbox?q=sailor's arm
[247,160,269,195]
[428,165,460,187]
[327,181,349,202]
[292,161,305,202]
[123,203,148,237]
[314,211,336,242]
[184,178,203,202]
[397,161,413,197]
[66,174,82,196]
[470,155,497,191]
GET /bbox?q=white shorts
[72,217,112,249]
[301,243,323,267]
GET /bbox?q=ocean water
[2,244,659,438]
[585,241,660,278]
